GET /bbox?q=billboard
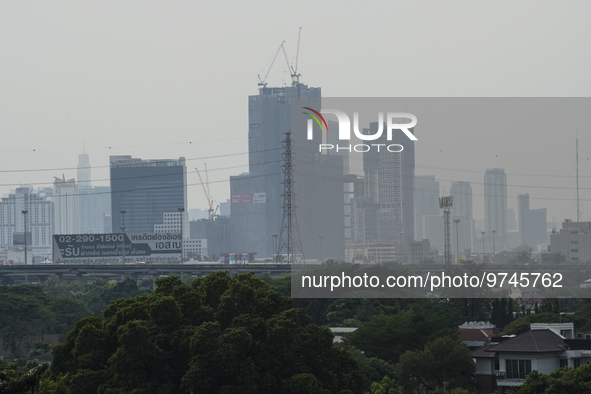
[231,193,266,204]
[52,233,181,264]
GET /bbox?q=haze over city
[2,1,590,224]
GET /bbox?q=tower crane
[195,164,215,221]
[257,41,285,87]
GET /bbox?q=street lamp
[271,233,277,264]
[481,231,486,263]
[178,208,185,263]
[120,210,126,264]
[22,210,28,283]
[454,219,460,263]
[319,235,324,262]
[492,230,496,263]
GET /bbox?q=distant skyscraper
[484,168,507,249]
[450,181,474,252]
[0,186,52,256]
[414,176,439,241]
[110,156,187,234]
[230,83,345,260]
[76,152,111,234]
[53,175,80,235]
[518,193,547,247]
[77,152,91,190]
[351,122,415,245]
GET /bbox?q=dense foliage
[0,284,91,357]
[509,364,591,393]
[42,272,365,394]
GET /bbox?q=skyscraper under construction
[229,83,345,260]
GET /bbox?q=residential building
[344,243,396,264]
[0,186,53,258]
[473,323,591,394]
[53,175,79,235]
[548,220,591,262]
[154,211,188,239]
[183,239,207,260]
[110,156,187,234]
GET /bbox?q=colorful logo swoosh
[303,107,328,131]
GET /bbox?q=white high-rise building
[0,186,53,257]
[53,175,80,235]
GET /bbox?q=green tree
[368,376,399,394]
[510,364,591,393]
[502,312,591,335]
[0,361,49,394]
[343,309,455,362]
[44,273,365,393]
[395,337,476,394]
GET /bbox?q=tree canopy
[342,309,456,363]
[43,272,365,393]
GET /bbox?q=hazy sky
[1,1,590,224]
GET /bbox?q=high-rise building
[0,186,53,257]
[110,156,187,234]
[351,122,415,245]
[518,193,548,248]
[450,181,474,252]
[77,151,111,234]
[79,186,111,234]
[53,175,80,235]
[414,175,439,241]
[484,168,507,249]
[77,152,92,190]
[229,83,344,259]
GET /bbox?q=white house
[473,323,591,393]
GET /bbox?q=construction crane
[257,41,285,87]
[281,28,302,86]
[195,164,215,221]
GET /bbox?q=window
[560,359,568,368]
[571,249,579,253]
[571,240,578,244]
[506,359,532,379]
[494,358,500,370]
[575,359,581,368]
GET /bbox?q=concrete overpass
[0,263,295,284]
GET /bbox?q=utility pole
[178,207,185,263]
[492,230,496,263]
[439,196,453,267]
[120,210,126,264]
[481,231,486,263]
[454,219,460,263]
[22,210,28,283]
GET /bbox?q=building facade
[229,83,345,260]
[53,176,79,235]
[0,186,53,258]
[484,168,508,250]
[110,156,187,234]
[414,175,439,241]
